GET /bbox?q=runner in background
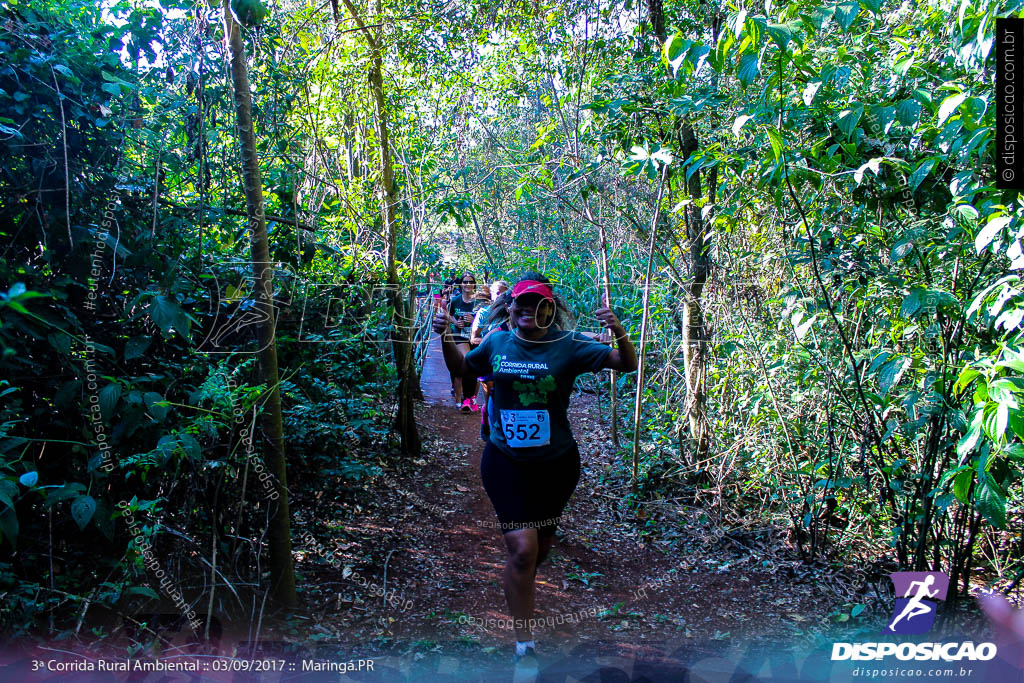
[429,271,443,314]
[415,273,431,311]
[432,272,638,676]
[441,271,457,305]
[470,280,509,345]
[447,272,480,412]
[437,272,457,400]
[471,281,511,439]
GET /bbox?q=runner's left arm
[470,308,489,345]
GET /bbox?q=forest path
[293,336,845,680]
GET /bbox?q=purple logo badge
[884,572,949,635]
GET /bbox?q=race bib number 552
[500,410,551,447]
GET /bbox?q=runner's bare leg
[454,342,471,404]
[503,528,538,641]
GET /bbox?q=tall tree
[221,0,297,607]
[341,0,420,454]
[678,120,714,464]
[648,0,715,462]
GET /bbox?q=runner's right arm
[433,312,469,375]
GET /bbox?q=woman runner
[429,271,443,314]
[470,280,510,346]
[432,272,638,675]
[447,272,481,411]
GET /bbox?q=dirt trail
[292,336,855,680]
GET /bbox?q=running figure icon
[888,575,939,631]
[884,571,949,635]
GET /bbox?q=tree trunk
[646,0,666,43]
[343,0,421,454]
[464,177,497,273]
[373,58,420,455]
[399,150,427,403]
[221,0,297,608]
[645,0,714,464]
[680,122,713,464]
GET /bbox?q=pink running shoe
[460,398,472,413]
[469,396,481,412]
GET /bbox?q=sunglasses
[462,280,476,284]
[512,294,549,305]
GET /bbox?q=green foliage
[230,0,268,27]
[547,0,1024,590]
[3,0,1020,640]
[0,0,408,638]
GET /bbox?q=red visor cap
[511,280,555,303]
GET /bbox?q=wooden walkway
[419,334,481,406]
[419,335,452,405]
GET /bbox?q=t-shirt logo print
[883,571,949,635]
[514,376,556,406]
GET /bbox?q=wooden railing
[410,288,435,374]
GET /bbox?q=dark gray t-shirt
[448,291,476,342]
[465,329,611,461]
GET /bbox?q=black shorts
[479,441,580,536]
